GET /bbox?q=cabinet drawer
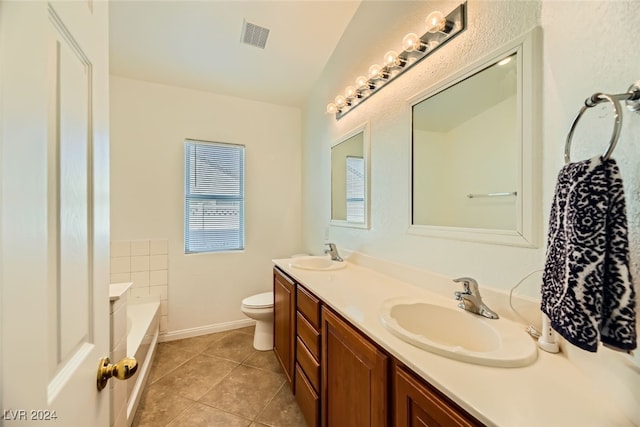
[297,286,321,329]
[297,337,320,392]
[297,311,320,359]
[295,363,320,427]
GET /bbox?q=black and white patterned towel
[541,156,637,352]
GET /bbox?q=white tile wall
[150,270,167,286]
[130,287,150,298]
[110,272,131,283]
[130,271,149,287]
[110,257,130,274]
[131,255,149,272]
[110,239,169,334]
[131,240,150,256]
[149,254,167,270]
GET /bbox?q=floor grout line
[253,381,287,426]
[163,400,198,427]
[132,327,302,427]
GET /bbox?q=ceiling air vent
[241,20,270,49]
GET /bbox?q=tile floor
[132,326,307,427]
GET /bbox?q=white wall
[303,0,639,298]
[110,76,302,333]
[302,0,639,422]
[303,0,544,287]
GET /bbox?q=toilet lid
[242,291,273,309]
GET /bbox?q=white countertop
[273,257,633,427]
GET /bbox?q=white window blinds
[184,140,245,253]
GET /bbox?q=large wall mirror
[409,28,541,247]
[331,123,370,229]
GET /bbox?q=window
[345,156,365,223]
[184,139,245,253]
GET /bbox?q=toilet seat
[241,291,273,309]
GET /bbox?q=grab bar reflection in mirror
[466,191,517,199]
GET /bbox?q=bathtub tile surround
[111,239,169,333]
[132,327,305,427]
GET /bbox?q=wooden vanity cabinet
[273,267,483,427]
[273,267,296,388]
[321,306,389,427]
[394,363,483,427]
[295,285,322,427]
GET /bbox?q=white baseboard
[158,318,256,342]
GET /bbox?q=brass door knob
[96,356,138,391]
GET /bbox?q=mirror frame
[330,122,371,229]
[407,27,541,247]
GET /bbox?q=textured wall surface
[302,0,639,422]
[303,0,544,290]
[541,0,640,304]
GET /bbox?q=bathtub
[126,301,160,426]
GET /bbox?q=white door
[1,1,111,426]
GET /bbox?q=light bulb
[355,75,369,90]
[384,50,398,66]
[425,11,445,33]
[384,50,406,68]
[326,103,337,114]
[368,64,382,79]
[335,95,346,108]
[425,10,453,33]
[345,85,356,98]
[402,33,423,52]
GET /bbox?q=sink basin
[380,298,537,367]
[290,256,346,271]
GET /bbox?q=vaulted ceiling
[109,1,362,107]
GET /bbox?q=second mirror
[330,123,370,229]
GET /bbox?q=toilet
[240,291,274,351]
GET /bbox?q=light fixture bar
[330,2,467,120]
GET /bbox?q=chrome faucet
[324,243,343,262]
[453,277,499,319]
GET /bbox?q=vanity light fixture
[326,2,467,119]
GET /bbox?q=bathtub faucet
[324,243,343,262]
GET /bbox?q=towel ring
[564,93,622,164]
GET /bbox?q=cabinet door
[321,307,389,427]
[394,365,481,427]
[273,268,296,388]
